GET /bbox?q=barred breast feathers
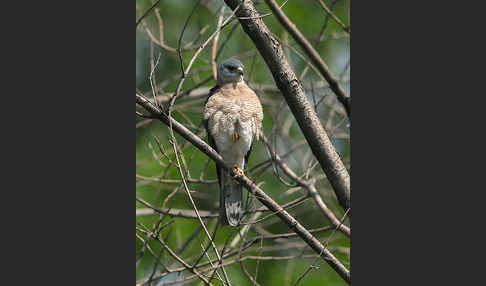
[203,81,263,140]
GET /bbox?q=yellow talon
[233,164,244,177]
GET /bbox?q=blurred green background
[136,0,350,285]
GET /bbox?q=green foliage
[136,0,350,285]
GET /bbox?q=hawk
[203,58,264,226]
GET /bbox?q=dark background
[2,0,484,285]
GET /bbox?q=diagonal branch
[223,0,350,211]
[265,0,350,117]
[315,0,350,33]
[261,135,350,237]
[136,0,162,28]
[136,94,350,283]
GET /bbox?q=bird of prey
[203,58,264,226]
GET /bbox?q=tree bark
[223,0,350,211]
[265,0,350,116]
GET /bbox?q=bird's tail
[219,170,242,226]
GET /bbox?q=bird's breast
[209,109,254,162]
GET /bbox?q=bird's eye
[227,66,235,71]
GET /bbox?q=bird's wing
[203,85,242,225]
[203,85,221,187]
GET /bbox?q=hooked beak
[237,66,244,75]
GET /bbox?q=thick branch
[136,94,350,283]
[223,0,350,211]
[265,0,350,116]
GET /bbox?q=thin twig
[264,0,350,117]
[224,0,351,213]
[136,0,163,28]
[136,94,350,283]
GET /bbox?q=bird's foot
[232,131,239,142]
[233,164,244,178]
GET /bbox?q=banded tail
[219,170,242,226]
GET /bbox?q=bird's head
[217,58,244,85]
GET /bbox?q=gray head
[217,58,244,85]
